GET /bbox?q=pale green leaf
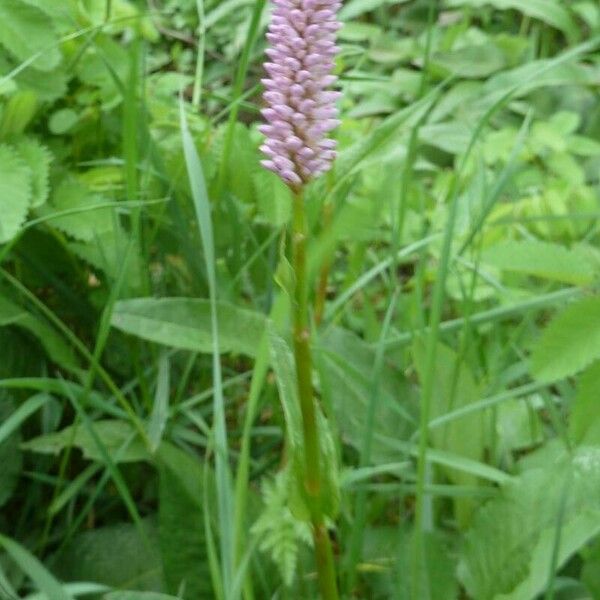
[446,0,579,39]
[42,178,115,241]
[482,240,596,285]
[15,138,52,207]
[531,296,600,382]
[0,144,31,244]
[0,0,62,71]
[569,361,600,445]
[111,298,266,358]
[21,419,149,463]
[459,447,600,599]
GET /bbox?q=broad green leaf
[479,58,598,111]
[0,144,31,244]
[111,298,266,358]
[433,43,506,79]
[54,520,163,592]
[446,0,579,39]
[0,0,61,71]
[18,0,77,26]
[157,444,213,599]
[14,63,68,103]
[419,122,473,155]
[0,533,72,600]
[319,326,416,464]
[531,296,600,382]
[482,240,596,285]
[15,138,52,207]
[458,447,600,599]
[21,419,149,463]
[498,509,600,600]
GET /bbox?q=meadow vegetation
[1,0,600,598]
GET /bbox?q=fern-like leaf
[252,470,312,588]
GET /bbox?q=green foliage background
[0,0,600,598]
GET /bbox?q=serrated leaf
[0,0,62,72]
[531,296,600,382]
[0,144,32,243]
[21,419,149,463]
[15,138,51,207]
[42,178,114,241]
[111,298,267,358]
[482,240,596,285]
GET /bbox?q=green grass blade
[180,99,234,598]
[0,533,73,600]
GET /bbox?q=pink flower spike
[259,0,342,189]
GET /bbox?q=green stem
[291,190,339,600]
